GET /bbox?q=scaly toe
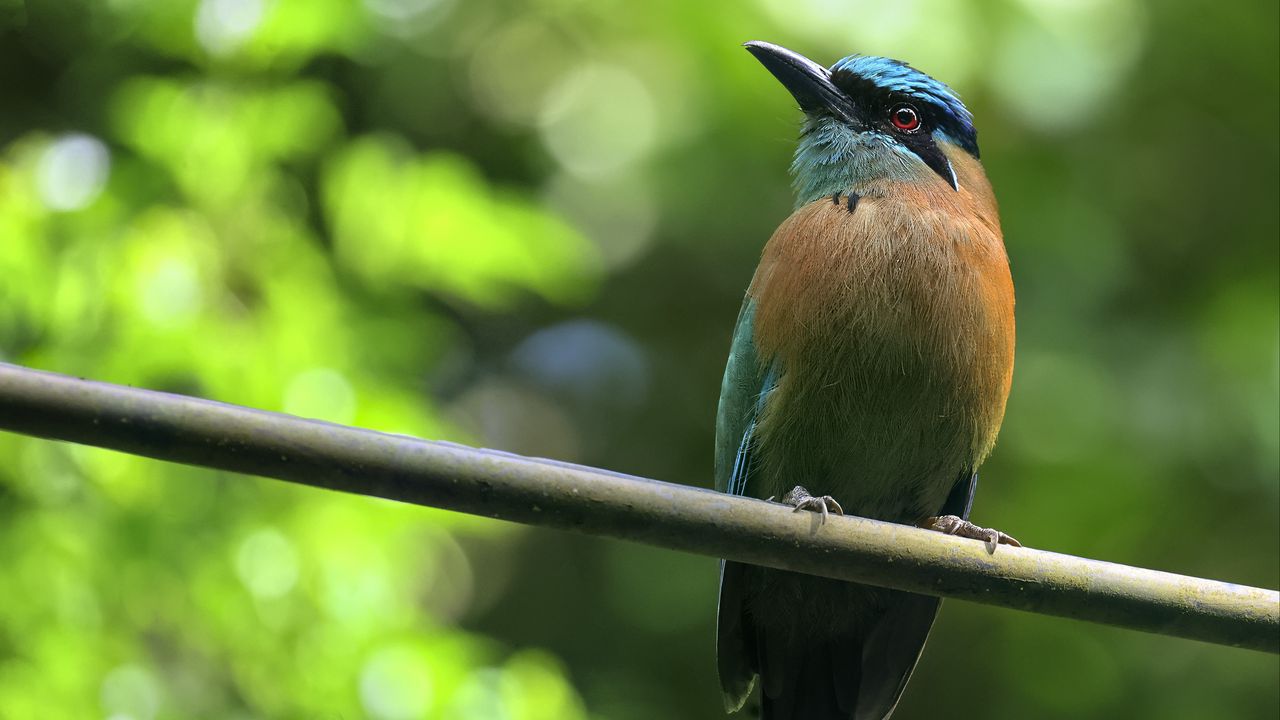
[922,515,1021,553]
[780,486,845,525]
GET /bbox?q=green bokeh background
[1,0,1276,718]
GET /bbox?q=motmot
[716,42,1019,720]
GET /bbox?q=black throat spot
[831,191,861,213]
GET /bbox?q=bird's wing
[714,298,771,497]
[715,297,775,712]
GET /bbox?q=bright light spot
[753,0,849,35]
[543,172,656,270]
[752,0,978,88]
[364,0,449,23]
[100,665,161,720]
[469,20,574,127]
[235,528,300,599]
[283,368,356,424]
[20,443,82,505]
[418,531,476,623]
[360,644,434,720]
[447,669,509,720]
[539,64,655,179]
[363,0,452,39]
[36,134,110,212]
[848,0,977,87]
[991,0,1146,131]
[195,0,265,56]
[498,651,584,719]
[139,256,202,328]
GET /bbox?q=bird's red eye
[890,104,920,132]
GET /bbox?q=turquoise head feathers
[744,41,979,205]
[827,55,977,156]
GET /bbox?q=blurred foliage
[0,0,1276,718]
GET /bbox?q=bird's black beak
[744,41,858,124]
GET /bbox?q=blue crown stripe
[829,55,978,157]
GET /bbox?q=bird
[715,41,1019,720]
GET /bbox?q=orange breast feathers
[749,150,1015,467]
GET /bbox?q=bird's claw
[921,515,1021,554]
[779,485,844,525]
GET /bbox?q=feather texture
[749,147,1012,518]
[715,143,1014,719]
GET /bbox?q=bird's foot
[921,515,1021,554]
[771,485,844,524]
